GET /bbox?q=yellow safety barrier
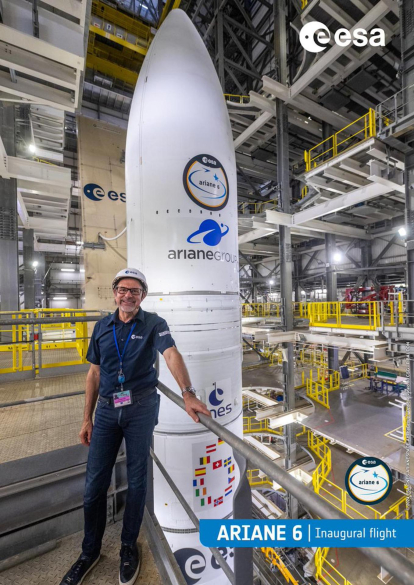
[299,348,327,367]
[293,302,308,318]
[261,548,299,584]
[389,292,404,326]
[0,309,90,375]
[306,367,340,409]
[247,469,273,487]
[238,199,278,215]
[304,108,376,172]
[243,417,283,436]
[315,548,353,585]
[242,302,308,318]
[224,94,250,104]
[306,431,408,520]
[346,362,368,381]
[308,301,380,331]
[242,303,281,318]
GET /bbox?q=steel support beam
[0,104,18,312]
[325,233,339,372]
[402,0,414,446]
[216,2,225,89]
[23,229,35,309]
[293,181,393,224]
[274,0,297,519]
[289,0,393,98]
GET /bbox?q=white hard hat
[112,268,148,292]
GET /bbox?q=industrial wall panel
[78,116,127,311]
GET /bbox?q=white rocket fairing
[125,9,242,584]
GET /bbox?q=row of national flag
[193,438,234,508]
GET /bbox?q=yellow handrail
[306,431,408,520]
[315,548,353,585]
[0,309,91,374]
[306,367,340,409]
[308,301,380,331]
[238,199,278,215]
[261,548,299,584]
[304,108,376,172]
[246,469,273,487]
[243,417,283,436]
[224,93,250,104]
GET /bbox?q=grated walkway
[0,521,162,585]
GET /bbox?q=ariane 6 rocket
[125,9,242,584]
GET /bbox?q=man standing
[60,268,210,585]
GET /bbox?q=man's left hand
[183,392,211,423]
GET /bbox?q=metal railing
[158,383,414,585]
[224,93,250,104]
[306,367,340,409]
[260,547,299,584]
[308,301,381,331]
[306,431,408,521]
[298,348,327,367]
[316,547,353,585]
[0,310,108,378]
[242,302,308,318]
[304,108,376,172]
[242,302,281,317]
[238,199,278,215]
[376,84,414,135]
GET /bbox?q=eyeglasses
[115,286,145,296]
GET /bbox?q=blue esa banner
[200,520,414,548]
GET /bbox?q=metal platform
[0,521,162,585]
[302,378,414,475]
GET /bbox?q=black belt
[98,387,156,406]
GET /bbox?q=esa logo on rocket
[175,547,234,585]
[183,154,229,211]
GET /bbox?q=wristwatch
[182,386,196,397]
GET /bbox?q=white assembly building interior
[0,1,414,584]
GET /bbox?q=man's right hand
[79,420,93,446]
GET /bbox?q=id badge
[113,390,132,408]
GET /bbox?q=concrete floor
[0,521,162,585]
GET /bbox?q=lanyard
[113,322,137,375]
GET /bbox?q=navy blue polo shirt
[86,308,175,398]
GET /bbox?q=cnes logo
[300,21,385,53]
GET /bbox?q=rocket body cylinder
[126,9,242,584]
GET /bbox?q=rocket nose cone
[161,7,191,27]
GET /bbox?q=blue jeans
[82,390,160,558]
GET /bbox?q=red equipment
[344,286,394,314]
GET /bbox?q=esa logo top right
[299,21,385,53]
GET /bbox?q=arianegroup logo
[183,154,229,210]
[187,219,229,247]
[345,457,393,505]
[83,183,126,202]
[299,21,385,53]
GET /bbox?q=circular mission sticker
[183,154,229,211]
[345,457,393,505]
